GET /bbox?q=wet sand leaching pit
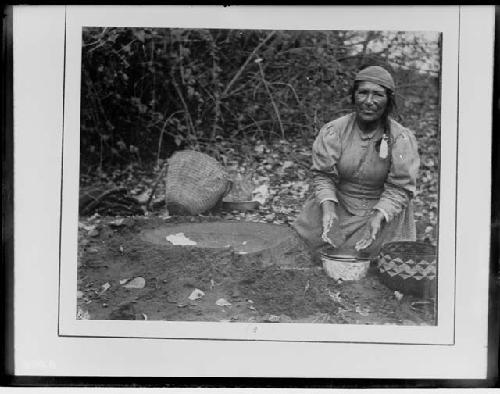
[141,221,302,263]
[141,221,292,252]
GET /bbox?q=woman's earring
[379,135,389,159]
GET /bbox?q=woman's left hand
[355,210,385,251]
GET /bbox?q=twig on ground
[146,162,169,210]
[81,187,127,216]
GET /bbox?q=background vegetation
[80,27,441,243]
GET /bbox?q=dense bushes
[80,28,440,171]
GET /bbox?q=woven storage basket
[377,241,437,299]
[165,150,230,215]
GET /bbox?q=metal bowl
[319,246,373,281]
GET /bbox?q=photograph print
[75,27,442,327]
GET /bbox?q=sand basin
[140,221,308,267]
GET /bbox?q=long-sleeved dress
[292,113,420,257]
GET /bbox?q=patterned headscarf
[354,66,395,92]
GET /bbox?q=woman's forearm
[373,184,411,222]
[312,171,339,203]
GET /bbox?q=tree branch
[221,30,276,98]
[257,61,285,139]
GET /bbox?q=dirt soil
[77,215,436,325]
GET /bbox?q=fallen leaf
[328,290,342,303]
[124,277,146,289]
[215,298,232,307]
[282,160,294,170]
[135,191,150,204]
[254,144,265,154]
[188,288,205,301]
[165,232,197,246]
[263,314,280,323]
[119,279,128,285]
[88,229,100,237]
[99,282,111,295]
[89,213,100,221]
[312,313,330,323]
[160,210,171,220]
[252,183,270,204]
[355,306,370,317]
[109,218,125,227]
[76,307,90,320]
[394,291,404,301]
[79,223,96,231]
[410,301,432,311]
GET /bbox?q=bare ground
[77,215,436,326]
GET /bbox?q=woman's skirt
[291,196,416,256]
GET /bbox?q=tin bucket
[320,247,372,281]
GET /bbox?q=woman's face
[354,81,388,123]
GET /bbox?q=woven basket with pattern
[377,241,437,299]
[165,150,230,215]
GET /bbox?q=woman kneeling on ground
[293,65,420,256]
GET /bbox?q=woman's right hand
[321,200,338,246]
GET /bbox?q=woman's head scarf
[354,66,395,92]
